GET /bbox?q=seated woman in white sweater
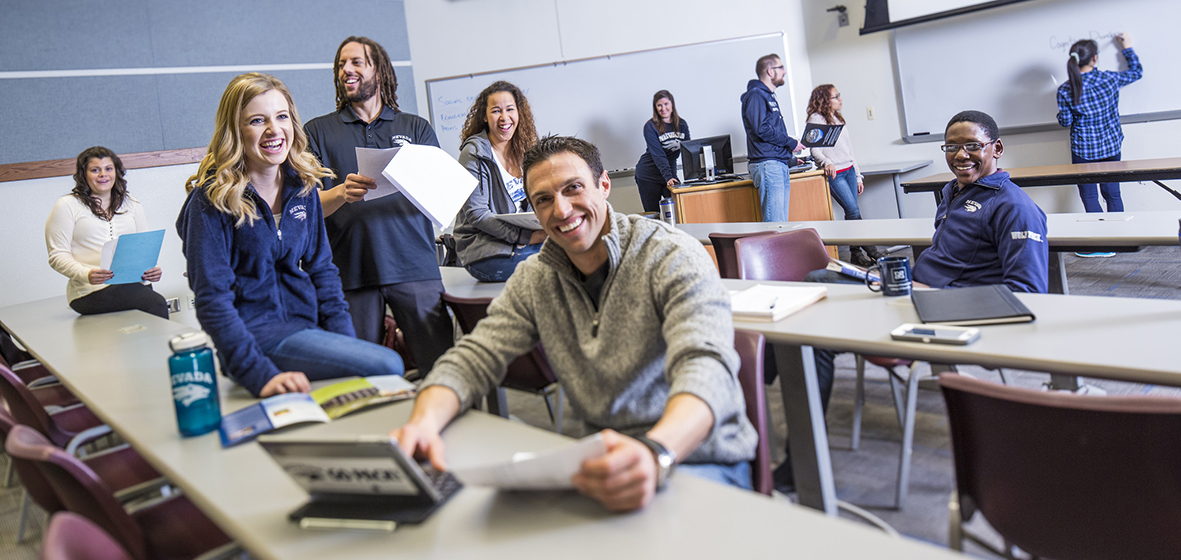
[806,85,884,267]
[44,146,168,318]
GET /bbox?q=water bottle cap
[169,332,210,352]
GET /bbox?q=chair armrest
[66,424,113,456]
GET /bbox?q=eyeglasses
[771,65,784,71]
[939,140,997,154]
[829,93,841,100]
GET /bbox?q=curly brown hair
[72,146,129,220]
[806,84,845,125]
[459,81,538,176]
[333,36,399,112]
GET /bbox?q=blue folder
[107,229,165,285]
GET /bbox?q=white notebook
[730,284,828,322]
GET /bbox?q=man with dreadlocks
[305,36,454,375]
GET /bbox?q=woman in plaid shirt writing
[1056,33,1143,217]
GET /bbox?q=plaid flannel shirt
[1056,48,1143,160]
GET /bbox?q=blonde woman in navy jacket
[177,73,403,397]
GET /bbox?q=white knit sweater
[44,194,147,302]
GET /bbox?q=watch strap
[634,434,676,490]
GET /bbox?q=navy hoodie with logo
[914,171,1048,293]
[176,168,354,396]
[740,79,799,164]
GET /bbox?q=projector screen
[861,0,1037,34]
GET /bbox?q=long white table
[859,160,933,219]
[680,211,1181,294]
[0,297,961,560]
[725,280,1181,514]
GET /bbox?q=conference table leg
[1047,252,1069,295]
[774,343,838,516]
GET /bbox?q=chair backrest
[939,373,1181,560]
[0,408,64,515]
[0,329,33,366]
[708,231,777,279]
[0,363,68,445]
[5,425,148,560]
[42,512,133,560]
[441,293,556,391]
[733,329,772,496]
[733,229,831,282]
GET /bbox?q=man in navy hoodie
[776,110,1048,493]
[741,54,805,222]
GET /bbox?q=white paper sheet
[494,211,542,230]
[355,147,401,200]
[381,144,478,229]
[450,433,607,490]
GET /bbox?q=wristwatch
[634,434,677,491]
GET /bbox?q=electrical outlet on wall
[166,298,181,313]
[188,296,196,309]
[866,106,876,121]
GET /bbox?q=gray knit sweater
[423,209,757,464]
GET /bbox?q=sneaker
[772,461,796,494]
[849,248,876,268]
[862,246,886,261]
[1074,252,1116,258]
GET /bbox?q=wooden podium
[669,169,836,258]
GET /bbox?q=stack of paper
[450,434,607,490]
[730,284,828,322]
[354,145,479,229]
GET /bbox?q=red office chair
[940,373,1181,559]
[734,229,921,508]
[733,329,772,495]
[709,230,776,279]
[0,408,163,543]
[43,511,134,560]
[6,425,236,560]
[0,363,103,448]
[442,293,564,432]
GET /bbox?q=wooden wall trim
[0,147,208,184]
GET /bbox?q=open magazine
[219,375,416,447]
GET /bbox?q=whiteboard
[425,34,795,172]
[894,0,1181,140]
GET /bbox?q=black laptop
[259,435,462,531]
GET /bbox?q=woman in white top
[45,146,167,318]
[805,84,883,267]
[452,81,544,282]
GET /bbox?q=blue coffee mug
[865,256,912,297]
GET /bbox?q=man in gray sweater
[392,136,756,512]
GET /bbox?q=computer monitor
[680,134,734,183]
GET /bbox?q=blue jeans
[827,166,862,220]
[464,242,543,282]
[1072,152,1123,213]
[263,328,404,381]
[679,461,753,490]
[749,159,791,222]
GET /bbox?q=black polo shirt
[305,105,442,290]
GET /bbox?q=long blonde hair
[185,73,332,227]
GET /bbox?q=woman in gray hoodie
[452,81,544,282]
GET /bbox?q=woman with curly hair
[806,84,882,266]
[452,80,544,282]
[45,146,169,318]
[177,73,403,397]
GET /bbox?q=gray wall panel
[1,0,155,71]
[153,69,337,152]
[0,76,164,164]
[147,1,409,66]
[0,0,415,165]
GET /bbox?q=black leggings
[69,283,169,319]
